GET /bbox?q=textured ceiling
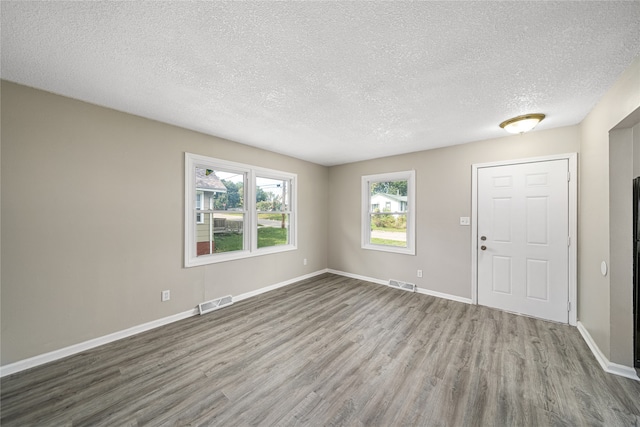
[2,2,639,166]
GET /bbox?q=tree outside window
[362,171,415,255]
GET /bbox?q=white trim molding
[415,287,473,305]
[0,269,328,378]
[0,308,198,378]
[328,269,472,304]
[328,269,388,286]
[577,321,639,381]
[233,269,329,302]
[471,153,578,326]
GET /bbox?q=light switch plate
[459,217,470,226]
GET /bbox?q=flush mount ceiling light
[499,113,545,134]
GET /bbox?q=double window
[361,170,415,255]
[185,153,297,267]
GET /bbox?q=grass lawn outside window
[214,227,288,252]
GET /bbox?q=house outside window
[196,191,205,224]
[194,165,243,258]
[362,170,415,255]
[185,153,297,267]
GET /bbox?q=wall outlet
[161,290,170,302]
[303,258,307,265]
[417,269,423,278]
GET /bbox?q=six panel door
[477,160,569,323]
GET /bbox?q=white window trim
[361,170,416,255]
[185,153,297,267]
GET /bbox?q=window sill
[185,244,297,267]
[361,243,415,255]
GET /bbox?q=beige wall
[579,57,640,364]
[609,126,635,366]
[3,56,640,370]
[328,127,580,299]
[608,118,640,367]
[0,81,329,365]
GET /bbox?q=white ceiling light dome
[500,113,545,133]
[499,114,546,134]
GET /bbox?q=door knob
[480,236,487,241]
[481,245,487,251]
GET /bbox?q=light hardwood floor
[2,273,639,426]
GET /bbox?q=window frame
[185,153,297,267]
[361,170,416,255]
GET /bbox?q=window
[185,153,297,267]
[195,191,205,224]
[362,170,415,255]
[256,175,292,249]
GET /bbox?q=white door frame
[471,153,578,326]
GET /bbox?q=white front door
[477,160,569,323]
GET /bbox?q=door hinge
[567,301,571,312]
[567,171,571,182]
[567,236,571,246]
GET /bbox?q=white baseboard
[0,308,198,378]
[14,269,613,381]
[327,269,388,286]
[577,321,639,381]
[415,287,473,304]
[234,269,329,302]
[329,270,639,381]
[327,269,473,304]
[0,269,328,378]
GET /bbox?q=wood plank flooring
[2,273,640,426]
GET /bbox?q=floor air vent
[388,279,416,292]
[198,295,233,315]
